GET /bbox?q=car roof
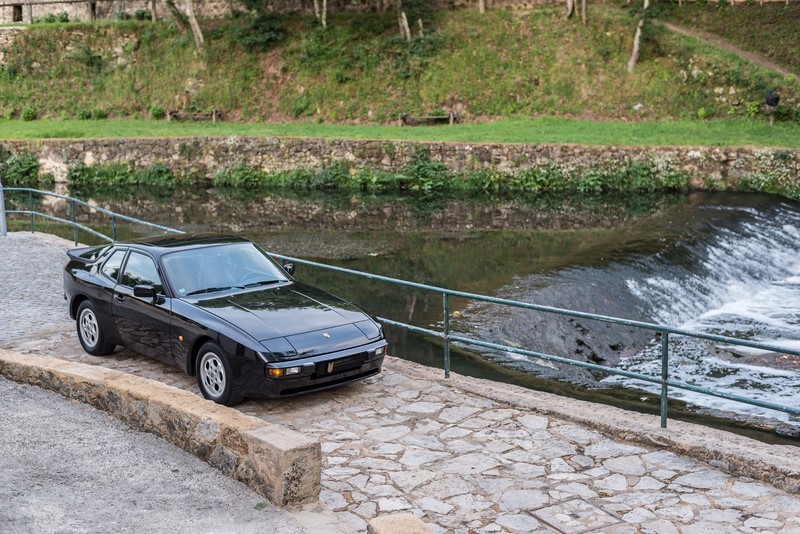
[119,233,251,255]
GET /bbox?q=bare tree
[627,0,650,73]
[184,0,205,50]
[581,0,586,25]
[397,1,412,42]
[565,0,575,19]
[312,0,328,28]
[478,0,486,14]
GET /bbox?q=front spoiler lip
[264,339,387,370]
[241,341,386,398]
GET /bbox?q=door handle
[114,294,125,303]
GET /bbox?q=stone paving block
[533,498,621,533]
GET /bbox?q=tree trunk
[626,0,649,73]
[581,0,586,25]
[417,17,424,38]
[322,0,327,29]
[150,0,157,21]
[565,0,574,19]
[401,11,411,41]
[478,0,486,13]
[164,0,188,32]
[313,0,320,20]
[184,0,205,50]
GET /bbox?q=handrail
[0,187,183,243]
[2,185,798,429]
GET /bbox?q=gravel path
[0,376,308,534]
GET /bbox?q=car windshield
[162,243,290,297]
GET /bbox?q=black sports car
[63,234,387,405]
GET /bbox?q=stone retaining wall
[3,137,799,191]
[0,349,322,507]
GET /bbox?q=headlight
[374,346,387,356]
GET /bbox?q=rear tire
[76,300,116,356]
[196,341,243,406]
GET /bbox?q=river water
[15,187,800,439]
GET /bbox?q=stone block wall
[2,137,798,193]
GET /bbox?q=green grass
[1,8,798,124]
[0,117,798,148]
[657,3,800,75]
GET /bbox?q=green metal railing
[0,187,182,243]
[269,254,800,428]
[3,186,799,428]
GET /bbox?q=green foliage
[1,8,798,123]
[230,11,285,51]
[35,12,69,24]
[0,148,45,186]
[212,164,269,188]
[201,155,691,198]
[68,43,104,74]
[149,105,166,120]
[134,10,152,21]
[21,107,36,121]
[67,162,174,190]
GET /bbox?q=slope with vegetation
[0,5,797,124]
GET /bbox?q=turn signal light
[267,366,302,378]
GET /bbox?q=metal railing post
[660,332,669,428]
[443,292,451,379]
[71,199,77,245]
[29,189,34,233]
[0,180,7,237]
[112,215,117,242]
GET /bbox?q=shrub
[149,105,166,120]
[213,164,268,188]
[21,107,36,121]
[69,43,104,73]
[92,109,108,120]
[0,149,42,186]
[231,11,285,51]
[134,9,152,21]
[77,109,92,120]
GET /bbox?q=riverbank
[1,231,799,532]
[2,136,799,200]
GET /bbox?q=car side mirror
[282,263,295,276]
[133,285,156,300]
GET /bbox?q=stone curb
[385,358,800,494]
[0,349,322,507]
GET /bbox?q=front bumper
[237,340,387,398]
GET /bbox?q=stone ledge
[386,357,800,494]
[0,349,321,507]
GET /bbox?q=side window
[101,250,126,282]
[121,252,163,294]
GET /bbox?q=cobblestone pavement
[3,232,800,533]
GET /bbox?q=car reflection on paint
[63,234,387,406]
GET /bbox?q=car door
[112,250,173,362]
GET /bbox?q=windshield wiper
[186,286,242,296]
[243,279,283,288]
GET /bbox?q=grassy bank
[658,3,800,76]
[1,117,798,148]
[1,7,798,123]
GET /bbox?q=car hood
[192,281,374,345]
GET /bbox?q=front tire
[196,341,243,406]
[76,300,115,356]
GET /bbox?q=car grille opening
[279,367,380,396]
